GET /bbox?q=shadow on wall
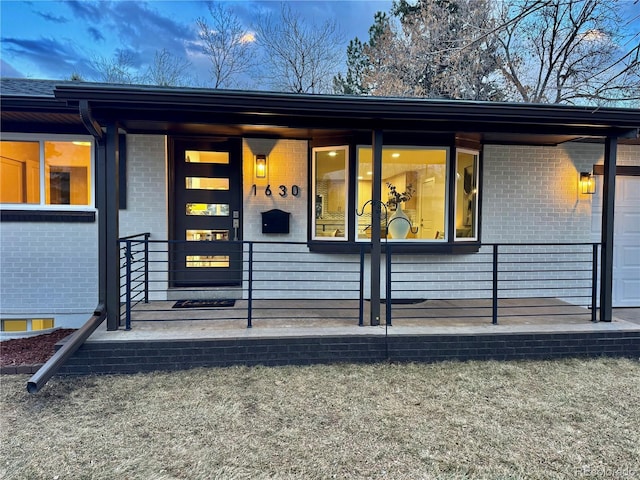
[244,138,279,158]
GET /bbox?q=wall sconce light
[255,154,267,178]
[580,171,596,195]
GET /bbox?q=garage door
[592,175,640,307]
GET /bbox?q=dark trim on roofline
[52,84,640,132]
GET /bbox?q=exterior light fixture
[255,154,267,178]
[580,171,596,195]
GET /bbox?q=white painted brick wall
[482,143,600,244]
[0,222,99,325]
[242,138,308,242]
[119,135,168,238]
[119,135,169,301]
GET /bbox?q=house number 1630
[251,184,300,197]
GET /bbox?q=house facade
[1,79,638,334]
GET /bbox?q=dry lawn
[1,358,639,479]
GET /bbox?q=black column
[599,136,617,322]
[370,130,383,326]
[104,123,120,331]
[96,139,107,310]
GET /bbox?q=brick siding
[55,331,640,375]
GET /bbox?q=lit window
[1,138,93,207]
[357,147,448,241]
[0,318,55,332]
[312,146,349,240]
[31,318,54,331]
[1,319,28,332]
[455,150,479,240]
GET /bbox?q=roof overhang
[2,80,639,145]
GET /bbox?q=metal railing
[119,235,599,329]
[386,243,599,325]
[119,233,150,329]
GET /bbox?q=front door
[172,138,242,287]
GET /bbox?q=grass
[1,358,639,479]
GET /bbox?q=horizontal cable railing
[119,236,599,329]
[387,243,599,325]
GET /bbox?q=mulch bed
[0,329,77,367]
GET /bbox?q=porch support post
[96,137,107,312]
[104,123,120,331]
[599,136,617,322]
[370,129,383,326]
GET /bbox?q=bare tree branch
[253,3,344,93]
[91,50,139,84]
[495,0,640,105]
[197,1,255,89]
[143,49,192,87]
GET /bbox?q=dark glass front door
[172,138,242,287]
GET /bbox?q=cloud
[87,26,105,42]
[1,37,94,79]
[36,11,69,24]
[65,1,198,68]
[0,59,25,78]
[66,0,101,20]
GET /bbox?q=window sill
[0,210,96,223]
[307,240,481,254]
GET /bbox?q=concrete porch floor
[88,299,640,342]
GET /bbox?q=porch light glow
[255,154,267,178]
[580,171,595,195]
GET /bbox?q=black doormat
[172,299,236,308]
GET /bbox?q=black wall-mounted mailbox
[261,209,291,234]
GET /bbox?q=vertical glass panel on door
[455,150,479,240]
[185,177,229,190]
[185,203,230,216]
[186,255,230,268]
[356,147,448,241]
[185,150,229,164]
[186,230,229,241]
[312,147,348,240]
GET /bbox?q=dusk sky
[0,0,393,84]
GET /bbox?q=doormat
[172,299,236,308]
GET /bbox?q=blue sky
[0,0,392,83]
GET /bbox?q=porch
[119,236,604,329]
[43,236,631,376]
[58,302,639,376]
[52,235,639,376]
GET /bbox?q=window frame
[311,145,350,242]
[308,140,482,252]
[355,144,451,243]
[454,148,480,242]
[0,133,95,211]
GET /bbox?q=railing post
[125,240,132,331]
[358,244,364,327]
[247,242,253,328]
[144,233,150,303]
[386,245,392,326]
[591,243,598,322]
[492,244,499,325]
